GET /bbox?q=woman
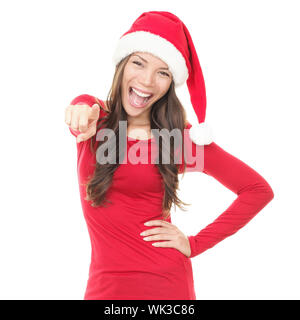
[65,11,274,300]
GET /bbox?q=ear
[189,122,214,145]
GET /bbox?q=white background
[0,0,299,300]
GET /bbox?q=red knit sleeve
[68,94,102,138]
[182,123,274,258]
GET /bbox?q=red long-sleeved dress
[68,94,274,300]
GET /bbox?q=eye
[133,60,142,66]
[160,71,170,77]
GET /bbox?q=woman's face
[121,52,173,123]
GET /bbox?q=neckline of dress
[127,135,155,142]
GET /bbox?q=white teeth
[131,87,151,98]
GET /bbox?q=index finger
[88,103,100,120]
[144,220,172,226]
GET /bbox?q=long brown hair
[84,53,190,219]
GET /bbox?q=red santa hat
[112,11,213,145]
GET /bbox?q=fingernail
[144,222,150,226]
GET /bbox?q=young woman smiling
[65,11,274,300]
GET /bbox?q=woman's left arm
[186,141,274,258]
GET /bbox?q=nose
[139,69,155,87]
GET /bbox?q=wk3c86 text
[104,303,196,318]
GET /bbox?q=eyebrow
[132,54,170,70]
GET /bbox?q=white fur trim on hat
[189,122,214,145]
[112,31,189,87]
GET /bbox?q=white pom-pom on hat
[189,122,213,145]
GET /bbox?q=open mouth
[128,87,154,108]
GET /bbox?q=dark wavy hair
[84,53,190,219]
